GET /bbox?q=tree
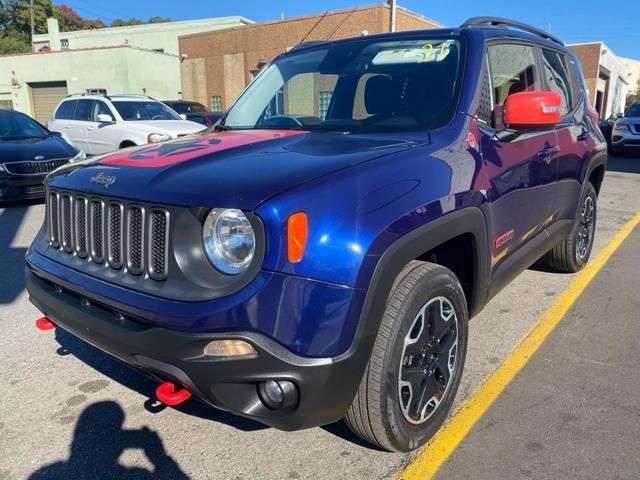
[54,4,105,31]
[0,0,53,53]
[626,80,640,109]
[110,18,144,27]
[148,16,170,24]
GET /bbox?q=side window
[91,101,112,122]
[55,101,76,120]
[541,50,573,115]
[74,100,94,121]
[487,44,539,128]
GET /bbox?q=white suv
[47,95,206,156]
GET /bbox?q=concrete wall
[32,16,252,56]
[620,56,640,101]
[0,46,180,118]
[178,4,442,111]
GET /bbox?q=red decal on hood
[100,130,305,168]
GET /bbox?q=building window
[211,96,223,112]
[0,99,14,110]
[318,91,333,119]
[60,39,69,50]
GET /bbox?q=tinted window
[541,50,572,115]
[111,101,181,121]
[223,37,464,133]
[187,114,208,126]
[0,111,49,140]
[91,101,113,122]
[74,100,93,121]
[55,100,76,120]
[627,102,640,117]
[188,102,207,113]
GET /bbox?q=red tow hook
[35,316,56,331]
[156,381,191,406]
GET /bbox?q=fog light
[258,380,298,410]
[204,339,257,357]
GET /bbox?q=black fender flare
[341,207,489,366]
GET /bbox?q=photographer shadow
[29,401,190,480]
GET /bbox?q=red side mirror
[504,91,562,128]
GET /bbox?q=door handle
[63,125,71,129]
[577,130,590,142]
[536,145,560,157]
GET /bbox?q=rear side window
[487,44,539,128]
[74,100,94,121]
[541,50,572,115]
[55,100,76,120]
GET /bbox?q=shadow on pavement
[28,401,190,480]
[0,199,42,304]
[54,328,267,432]
[607,153,640,174]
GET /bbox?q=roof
[0,44,175,59]
[32,16,254,42]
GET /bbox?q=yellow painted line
[399,210,640,480]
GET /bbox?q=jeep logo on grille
[90,172,117,187]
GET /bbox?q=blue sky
[61,0,639,58]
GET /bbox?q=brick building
[569,42,630,118]
[178,4,442,112]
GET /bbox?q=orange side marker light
[287,212,308,263]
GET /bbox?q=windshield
[112,101,182,121]
[626,102,640,117]
[223,37,463,133]
[0,111,49,141]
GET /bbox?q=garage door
[29,81,68,124]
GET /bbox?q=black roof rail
[290,40,328,51]
[460,16,564,46]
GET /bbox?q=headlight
[0,164,6,173]
[613,123,631,132]
[202,209,256,275]
[147,133,172,143]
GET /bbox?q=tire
[545,182,597,273]
[344,261,468,452]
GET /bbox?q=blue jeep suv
[26,18,606,451]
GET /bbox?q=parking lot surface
[1,155,639,480]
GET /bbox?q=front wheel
[545,182,597,273]
[344,261,468,452]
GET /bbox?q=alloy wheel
[576,195,595,261]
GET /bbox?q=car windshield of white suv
[112,101,182,121]
[221,37,463,133]
[0,111,49,141]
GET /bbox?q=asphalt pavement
[0,154,639,480]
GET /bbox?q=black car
[0,109,83,202]
[162,100,208,115]
[185,112,222,127]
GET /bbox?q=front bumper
[25,266,373,430]
[611,128,640,151]
[0,173,46,201]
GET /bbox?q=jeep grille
[47,190,170,280]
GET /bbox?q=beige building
[178,4,442,112]
[1,15,252,123]
[620,56,640,103]
[569,42,630,118]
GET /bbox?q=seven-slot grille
[47,190,169,280]
[4,158,70,175]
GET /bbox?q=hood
[125,120,206,135]
[0,135,77,163]
[47,130,421,209]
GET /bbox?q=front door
[86,100,118,155]
[480,43,559,273]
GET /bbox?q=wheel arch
[351,207,489,353]
[119,140,137,149]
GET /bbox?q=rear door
[66,99,93,152]
[85,100,118,155]
[541,49,594,226]
[48,99,76,140]
[479,42,559,273]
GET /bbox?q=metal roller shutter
[29,81,68,124]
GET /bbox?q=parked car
[0,109,83,202]
[47,94,206,156]
[185,112,223,127]
[162,100,208,115]
[609,101,640,154]
[27,17,606,452]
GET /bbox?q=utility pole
[30,0,35,50]
[389,0,396,32]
